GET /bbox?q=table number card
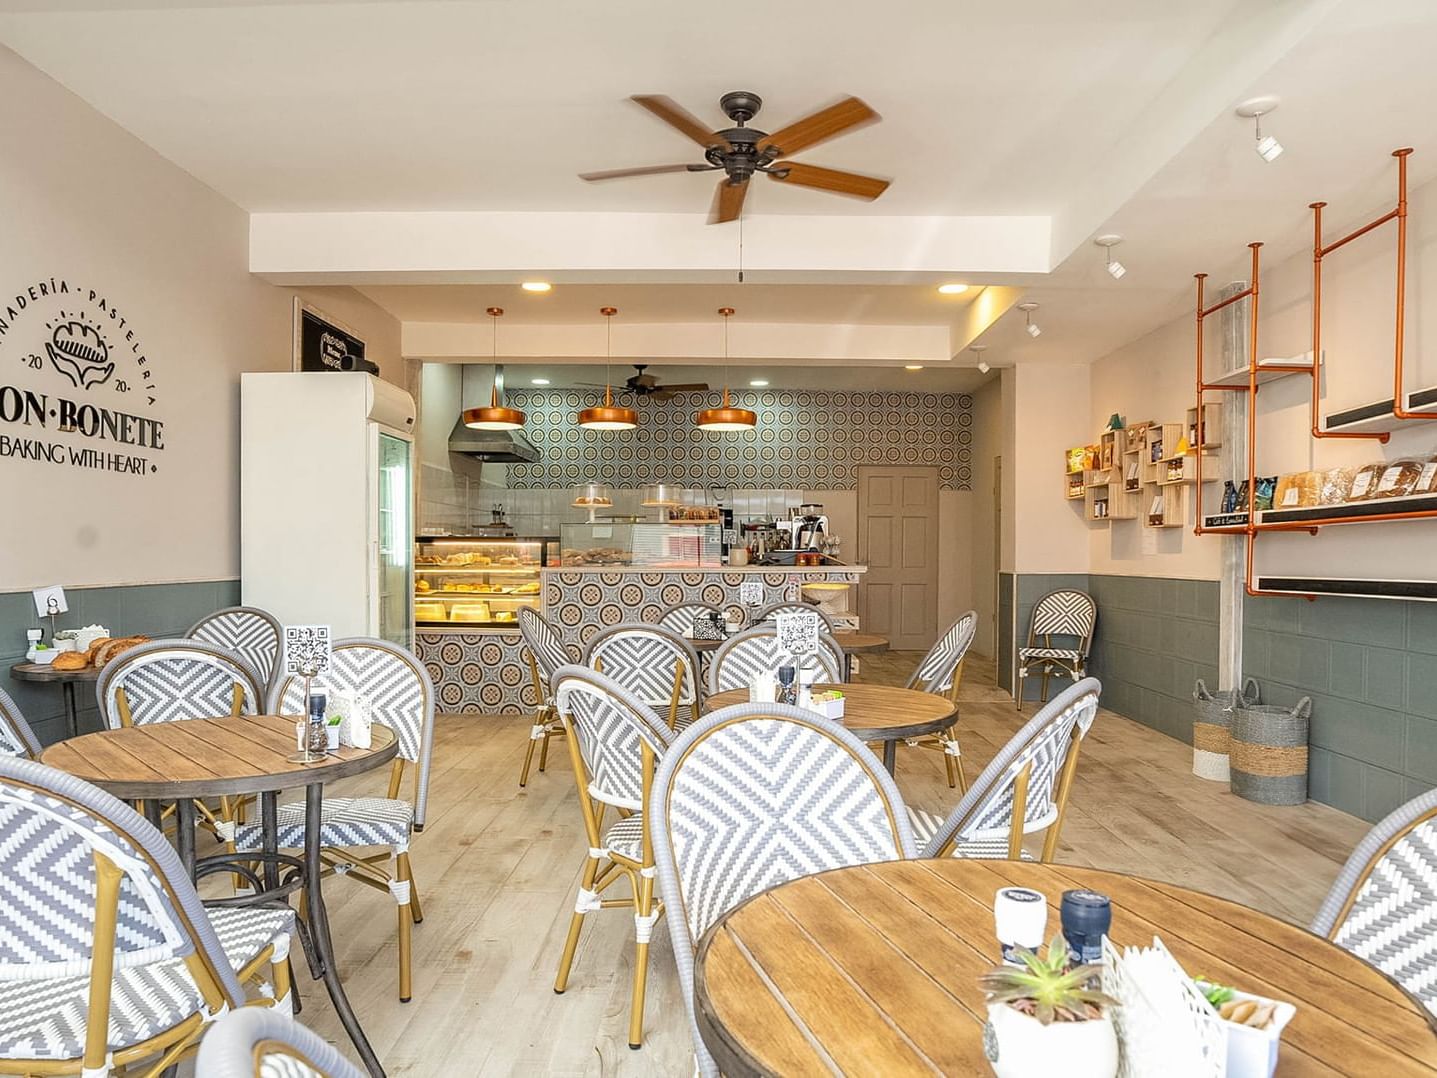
[31,584,68,619]
[775,611,821,658]
[739,580,764,607]
[284,624,332,676]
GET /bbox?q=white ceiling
[488,361,993,395]
[2,0,1435,368]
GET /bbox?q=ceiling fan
[579,91,890,223]
[581,364,710,402]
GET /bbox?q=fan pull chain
[738,215,744,284]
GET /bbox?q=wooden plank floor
[252,654,1371,1075]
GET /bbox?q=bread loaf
[93,635,150,667]
[84,636,112,664]
[52,651,90,671]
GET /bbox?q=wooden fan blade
[760,96,878,157]
[658,383,710,392]
[579,163,698,181]
[770,162,890,200]
[713,177,749,223]
[631,95,725,148]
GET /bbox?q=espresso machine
[775,504,828,552]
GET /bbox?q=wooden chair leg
[519,710,547,787]
[538,729,553,773]
[555,853,600,994]
[628,870,657,1050]
[408,869,425,925]
[395,850,415,1002]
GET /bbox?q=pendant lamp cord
[738,217,745,284]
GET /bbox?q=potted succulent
[979,933,1119,1078]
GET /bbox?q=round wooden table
[706,682,953,774]
[43,715,397,1077]
[10,660,101,738]
[695,859,1437,1077]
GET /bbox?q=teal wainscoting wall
[1244,594,1437,823]
[0,580,239,747]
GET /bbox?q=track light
[1018,302,1041,338]
[1095,234,1126,279]
[1236,96,1283,163]
[969,345,989,374]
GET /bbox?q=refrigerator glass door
[377,431,414,647]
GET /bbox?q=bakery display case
[414,536,553,629]
[560,522,722,568]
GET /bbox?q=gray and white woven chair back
[552,666,674,811]
[270,638,436,826]
[519,607,574,686]
[922,678,1101,857]
[1311,788,1437,1016]
[97,640,264,729]
[197,1005,364,1078]
[0,753,243,996]
[754,601,837,633]
[585,624,700,709]
[187,606,283,695]
[656,602,725,637]
[906,610,978,694]
[1026,590,1097,652]
[649,704,917,1078]
[707,626,843,695]
[0,685,41,758]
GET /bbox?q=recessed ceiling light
[749,379,769,387]
[521,281,552,293]
[936,283,969,295]
[905,364,925,371]
[531,377,551,385]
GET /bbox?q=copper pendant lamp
[696,307,757,431]
[577,307,639,430]
[462,307,526,430]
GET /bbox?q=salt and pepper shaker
[1060,889,1112,965]
[994,887,1047,966]
[306,686,329,755]
[776,666,797,706]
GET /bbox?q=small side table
[9,661,101,739]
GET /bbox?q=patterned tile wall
[505,389,975,491]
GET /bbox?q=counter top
[542,564,865,575]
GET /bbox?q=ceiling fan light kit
[577,306,639,430]
[696,306,757,431]
[581,90,890,223]
[462,307,527,430]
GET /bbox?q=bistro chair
[97,639,264,729]
[186,605,284,697]
[0,754,293,1077]
[517,607,575,787]
[550,666,676,1050]
[912,678,1101,861]
[233,638,435,1004]
[649,704,918,1078]
[754,599,838,632]
[1016,589,1097,710]
[902,610,978,790]
[584,622,702,730]
[656,601,726,637]
[0,684,41,758]
[1311,788,1437,1016]
[707,625,843,695]
[197,1006,363,1078]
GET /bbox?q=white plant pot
[984,1003,1118,1078]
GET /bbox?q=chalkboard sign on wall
[294,300,372,374]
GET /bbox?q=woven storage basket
[1192,677,1259,782]
[1230,697,1311,806]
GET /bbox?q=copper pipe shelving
[1191,148,1436,600]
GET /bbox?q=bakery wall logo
[0,276,164,478]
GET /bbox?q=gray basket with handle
[1191,677,1259,782]
[1230,696,1312,806]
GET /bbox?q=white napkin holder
[1101,936,1225,1078]
[327,692,373,749]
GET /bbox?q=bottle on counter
[306,686,329,755]
[776,665,797,706]
[1060,889,1112,965]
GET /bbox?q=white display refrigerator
[240,372,416,646]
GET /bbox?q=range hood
[447,365,540,463]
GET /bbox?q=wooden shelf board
[1206,353,1316,387]
[1257,492,1437,530]
[1321,384,1437,434]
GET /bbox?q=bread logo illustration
[46,319,114,389]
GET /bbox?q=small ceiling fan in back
[580,91,890,223]
[580,364,710,402]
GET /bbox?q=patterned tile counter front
[415,567,863,715]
